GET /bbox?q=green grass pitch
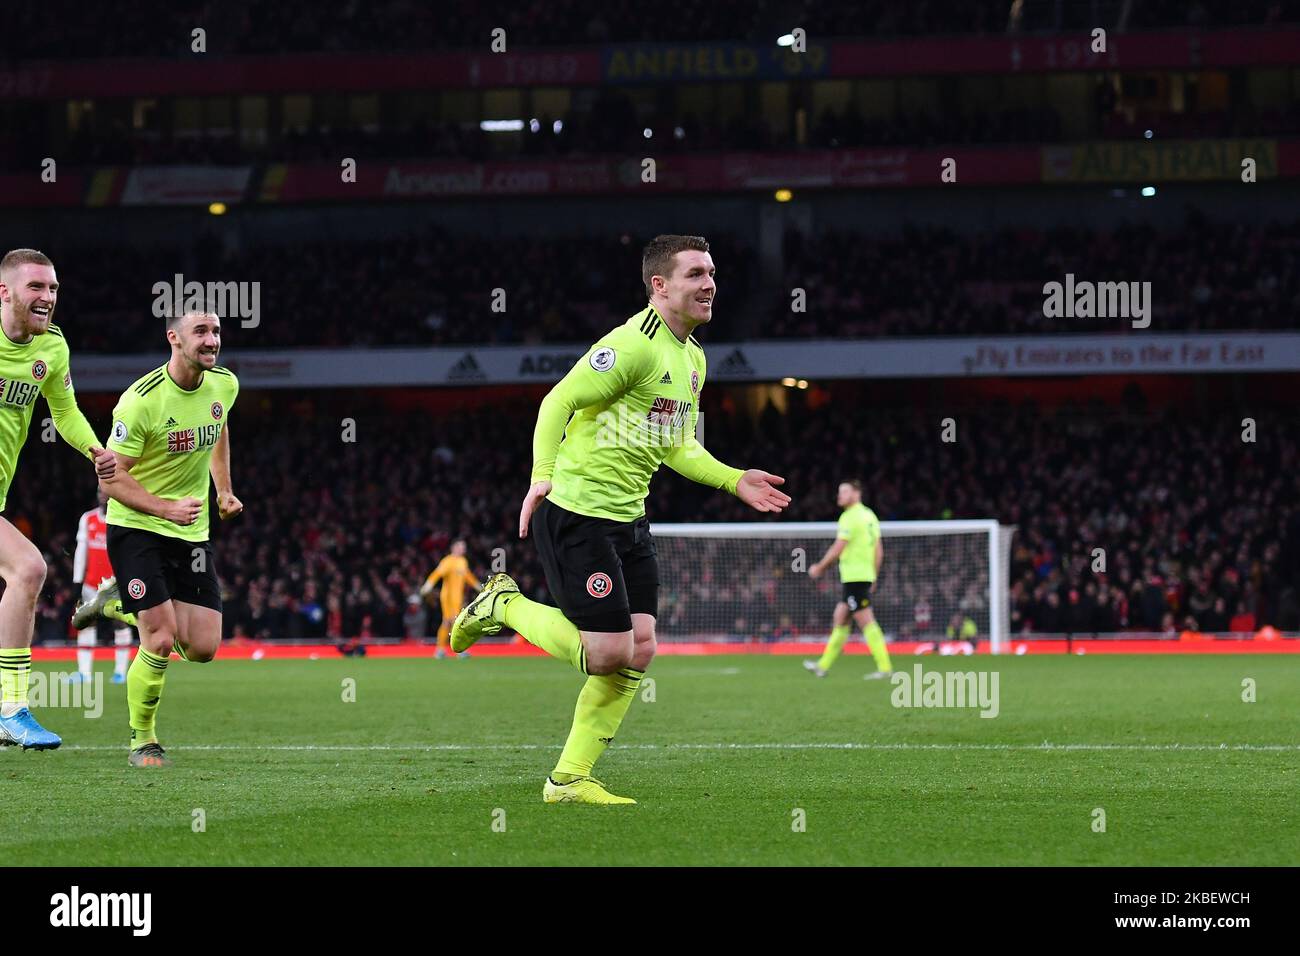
[3,654,1296,866]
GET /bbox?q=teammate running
[0,248,116,749]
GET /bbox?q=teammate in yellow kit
[420,540,480,658]
[804,480,893,679]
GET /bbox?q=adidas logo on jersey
[165,417,178,427]
[659,371,672,384]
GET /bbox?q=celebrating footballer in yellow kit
[81,310,241,768]
[451,235,792,804]
[0,249,117,750]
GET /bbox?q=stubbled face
[837,483,860,508]
[1,262,58,336]
[657,249,715,325]
[171,313,221,370]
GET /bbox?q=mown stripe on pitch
[54,742,1300,753]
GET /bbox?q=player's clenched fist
[518,481,552,538]
[217,491,243,521]
[90,446,116,481]
[162,496,204,526]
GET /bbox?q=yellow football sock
[553,668,643,779]
[816,624,851,672]
[0,647,32,715]
[501,594,585,673]
[865,620,892,672]
[127,648,169,746]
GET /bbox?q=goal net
[650,520,1016,653]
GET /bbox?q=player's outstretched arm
[73,511,89,586]
[423,559,448,593]
[39,351,115,479]
[209,424,242,520]
[519,480,551,539]
[664,438,791,514]
[524,332,644,538]
[809,538,847,578]
[100,452,202,526]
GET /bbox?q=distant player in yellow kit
[803,480,893,680]
[421,540,480,659]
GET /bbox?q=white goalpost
[649,520,1016,654]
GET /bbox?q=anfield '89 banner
[66,333,1300,392]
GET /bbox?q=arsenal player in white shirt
[70,489,133,683]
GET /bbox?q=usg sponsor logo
[0,378,40,408]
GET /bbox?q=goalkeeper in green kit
[451,235,792,804]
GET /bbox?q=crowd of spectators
[36,214,1300,356]
[8,104,1074,172]
[766,218,1300,337]
[7,92,1293,172]
[12,387,1299,644]
[5,1,1292,62]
